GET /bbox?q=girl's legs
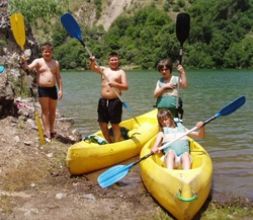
[181,152,191,170]
[165,150,176,169]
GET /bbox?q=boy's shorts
[97,97,122,124]
[38,86,58,100]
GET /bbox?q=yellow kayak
[140,135,213,220]
[66,109,159,175]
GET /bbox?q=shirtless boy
[90,52,128,143]
[22,42,63,142]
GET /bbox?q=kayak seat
[109,127,130,140]
[83,135,108,145]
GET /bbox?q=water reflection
[59,69,253,201]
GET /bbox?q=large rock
[0,1,38,118]
[0,72,17,118]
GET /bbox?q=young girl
[151,109,205,170]
[154,58,187,119]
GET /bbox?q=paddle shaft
[79,39,128,106]
[10,12,45,145]
[81,36,141,125]
[30,88,46,145]
[176,13,190,111]
[132,112,225,167]
[97,96,245,188]
[178,44,184,65]
[61,13,134,115]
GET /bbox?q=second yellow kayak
[140,135,213,220]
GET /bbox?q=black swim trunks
[38,86,58,100]
[97,97,122,124]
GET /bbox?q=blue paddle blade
[122,102,132,113]
[0,65,5,74]
[61,13,83,41]
[216,96,246,118]
[97,163,134,188]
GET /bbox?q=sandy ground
[0,116,163,220]
[1,114,253,220]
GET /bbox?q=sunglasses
[159,66,169,71]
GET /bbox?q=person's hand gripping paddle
[10,12,46,145]
[175,13,190,118]
[97,96,246,188]
[60,13,132,114]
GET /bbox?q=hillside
[71,0,188,31]
[7,0,253,69]
[96,0,166,31]
[1,2,253,219]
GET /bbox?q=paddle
[10,12,26,50]
[0,65,5,74]
[60,13,131,113]
[175,13,190,117]
[176,12,190,64]
[10,12,46,145]
[97,96,246,188]
[30,88,46,145]
[10,12,26,92]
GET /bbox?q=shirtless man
[22,42,63,142]
[90,52,128,143]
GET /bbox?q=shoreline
[0,113,252,219]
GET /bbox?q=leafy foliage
[188,0,253,68]
[8,0,65,24]
[58,0,253,69]
[11,0,253,69]
[89,6,178,69]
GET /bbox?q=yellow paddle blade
[10,12,26,50]
[35,111,46,145]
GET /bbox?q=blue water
[58,69,253,201]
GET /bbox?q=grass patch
[202,199,253,220]
[151,198,253,220]
[0,195,14,215]
[2,159,49,192]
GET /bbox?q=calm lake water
[58,69,253,201]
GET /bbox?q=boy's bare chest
[38,60,56,73]
[103,68,121,81]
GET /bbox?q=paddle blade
[10,12,26,50]
[122,102,132,114]
[97,163,134,188]
[176,12,190,45]
[217,96,246,117]
[61,13,83,42]
[35,111,46,145]
[0,65,5,74]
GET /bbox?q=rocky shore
[1,2,252,219]
[0,109,252,220]
[0,5,159,219]
[0,104,161,220]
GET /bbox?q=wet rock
[0,2,38,119]
[83,193,96,201]
[24,141,32,146]
[24,208,39,217]
[46,153,53,158]
[55,192,66,200]
[14,135,20,143]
